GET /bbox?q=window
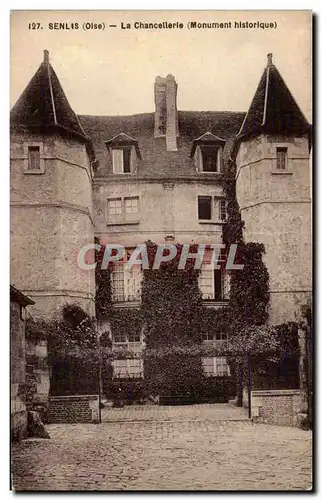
[202,332,228,342]
[112,148,131,174]
[28,146,40,170]
[107,196,140,225]
[198,196,212,220]
[219,199,227,221]
[200,146,218,172]
[214,269,223,301]
[215,332,228,341]
[198,267,229,301]
[202,357,230,377]
[112,358,143,379]
[111,265,125,302]
[113,331,127,344]
[128,332,141,343]
[198,196,227,222]
[125,197,139,222]
[276,147,287,170]
[111,258,142,302]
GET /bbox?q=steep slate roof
[11,50,88,142]
[237,53,310,139]
[10,285,35,306]
[79,111,245,178]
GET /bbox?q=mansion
[10,51,312,383]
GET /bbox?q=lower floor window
[202,357,230,377]
[112,358,143,378]
[198,268,230,301]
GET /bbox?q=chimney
[154,74,178,151]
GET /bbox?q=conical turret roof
[237,53,310,139]
[11,50,88,141]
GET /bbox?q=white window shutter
[112,149,124,173]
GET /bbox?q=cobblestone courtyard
[11,404,312,491]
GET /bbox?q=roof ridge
[46,61,58,125]
[262,65,270,126]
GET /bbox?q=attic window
[201,146,218,172]
[112,148,132,174]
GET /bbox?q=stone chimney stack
[154,74,178,151]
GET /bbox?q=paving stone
[11,405,312,491]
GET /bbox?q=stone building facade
[10,285,34,440]
[10,51,311,385]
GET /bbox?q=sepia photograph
[10,10,312,491]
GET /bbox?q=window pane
[276,147,287,170]
[28,146,40,170]
[111,265,125,302]
[202,357,215,376]
[112,359,143,378]
[113,331,127,343]
[128,331,141,342]
[125,197,139,221]
[123,148,131,173]
[199,268,213,299]
[112,149,124,173]
[219,199,227,221]
[198,196,212,220]
[202,333,214,342]
[201,146,218,172]
[214,269,223,301]
[215,357,230,376]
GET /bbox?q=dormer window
[200,146,219,172]
[105,133,141,175]
[190,132,225,173]
[112,148,131,174]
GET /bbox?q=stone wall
[11,300,27,440]
[25,339,50,422]
[243,389,301,427]
[10,131,95,320]
[235,134,311,325]
[48,395,99,424]
[93,178,225,247]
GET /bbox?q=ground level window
[202,357,230,377]
[112,359,143,378]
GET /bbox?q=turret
[10,50,96,318]
[235,54,311,324]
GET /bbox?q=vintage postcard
[10,10,312,491]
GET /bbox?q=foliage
[109,308,142,341]
[95,239,112,318]
[142,241,204,395]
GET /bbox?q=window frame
[111,146,133,174]
[198,196,228,224]
[272,145,292,175]
[106,196,140,226]
[23,142,45,174]
[200,145,219,173]
[198,195,212,221]
[110,256,142,303]
[198,266,229,302]
[202,357,230,377]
